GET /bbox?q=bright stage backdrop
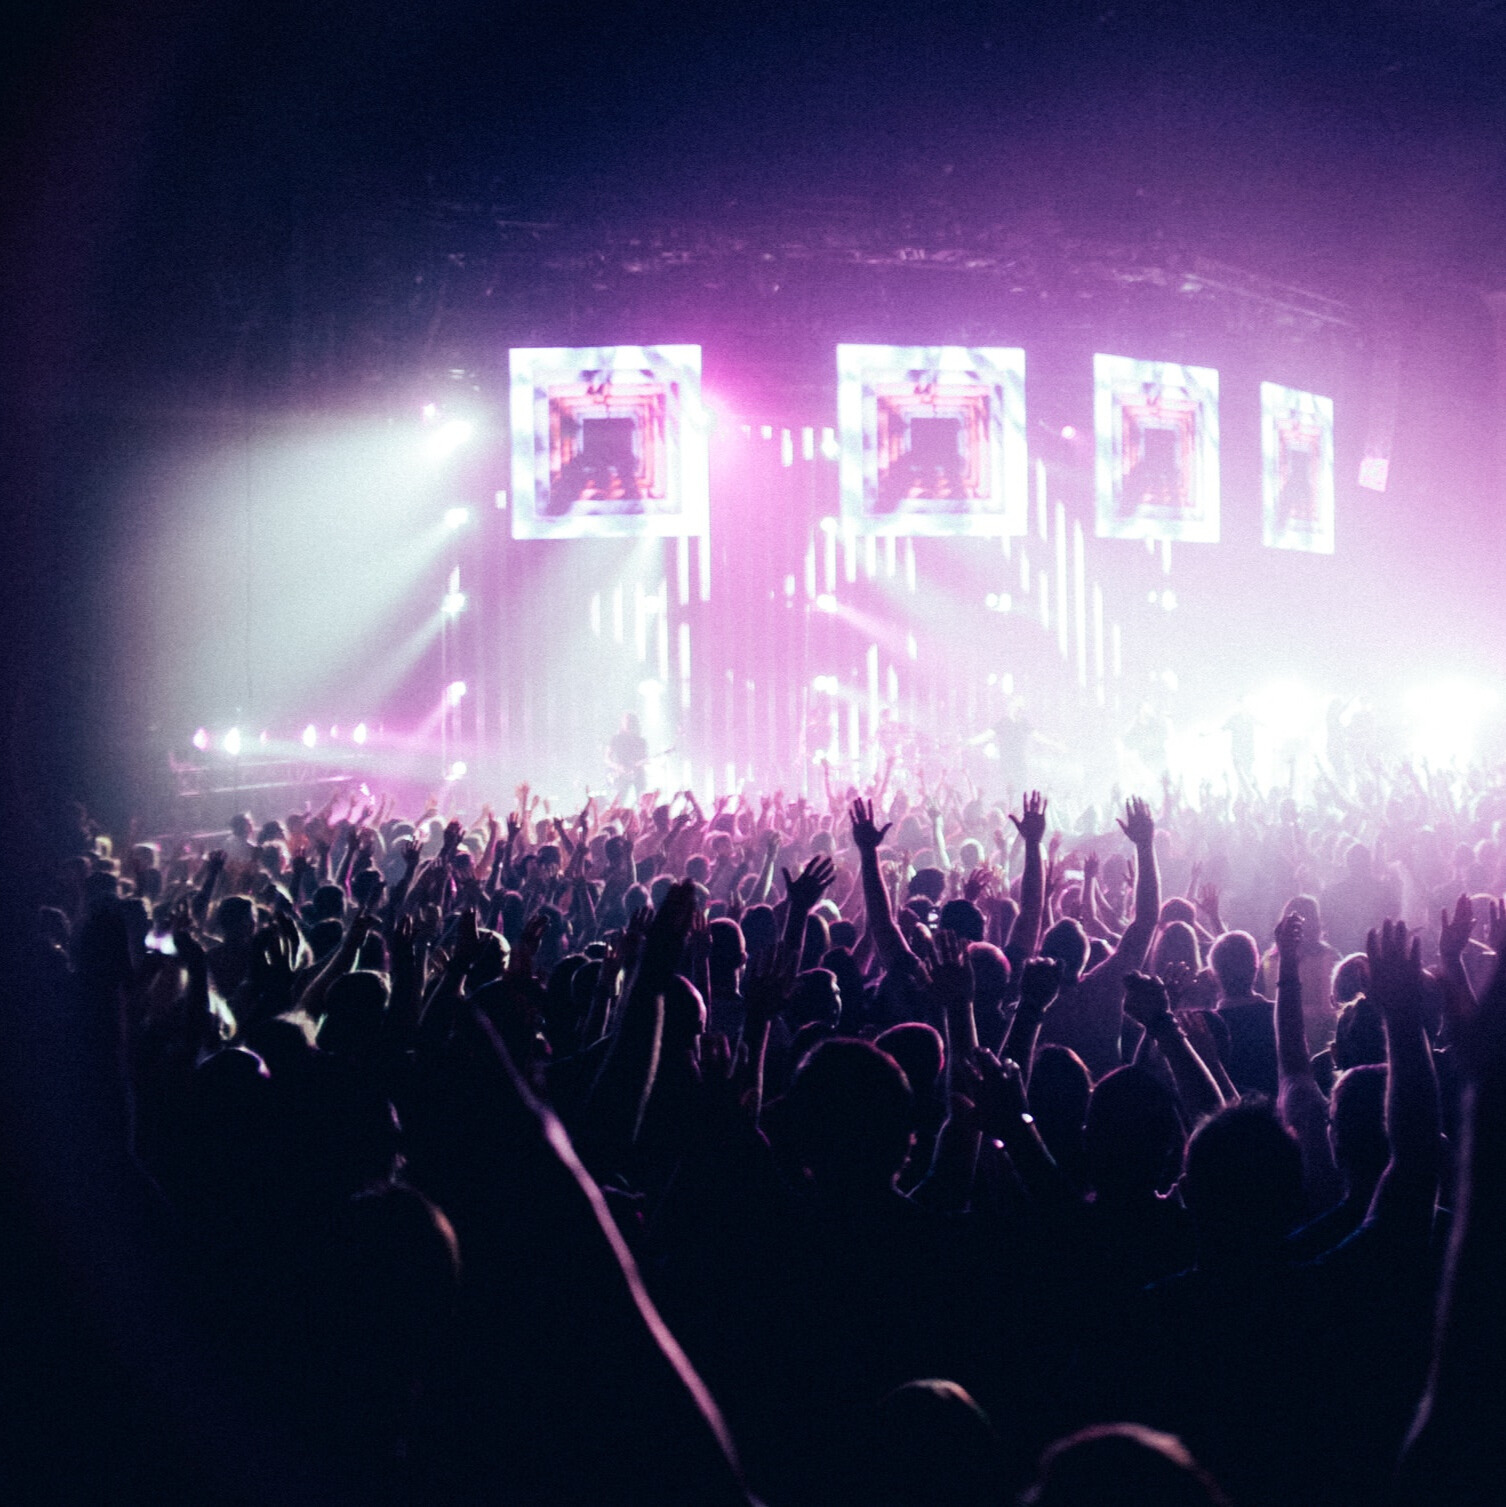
[836,344,1028,536]
[1260,382,1335,554]
[509,345,709,539]
[1093,355,1221,543]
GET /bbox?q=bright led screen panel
[510,346,708,539]
[1093,355,1220,543]
[1261,382,1334,554]
[837,345,1027,536]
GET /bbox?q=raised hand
[1366,919,1423,1020]
[1122,971,1174,1031]
[509,910,549,979]
[1010,790,1047,846]
[969,1049,1031,1138]
[1081,851,1100,889]
[1160,958,1194,1007]
[962,865,993,905]
[687,904,713,966]
[1489,897,1506,958]
[783,853,836,911]
[744,943,789,1028]
[1274,909,1305,968]
[849,798,892,852]
[1117,795,1155,847]
[1440,894,1475,969]
[929,928,975,1014]
[1196,881,1222,930]
[451,907,483,974]
[1018,955,1062,1014]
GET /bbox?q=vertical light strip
[867,643,880,742]
[657,581,670,683]
[1054,503,1069,658]
[1073,521,1087,687]
[1092,583,1105,705]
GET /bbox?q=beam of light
[423,419,475,462]
[446,679,468,707]
[442,591,467,617]
[443,506,471,531]
[302,724,317,748]
[142,416,478,742]
[222,727,241,756]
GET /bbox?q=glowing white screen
[837,345,1027,536]
[1261,382,1334,554]
[1093,355,1220,543]
[509,346,708,540]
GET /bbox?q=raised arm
[1002,957,1061,1090]
[781,852,836,958]
[1398,907,1506,1503]
[850,798,916,974]
[1269,910,1340,1205]
[1123,972,1225,1123]
[583,882,696,1171]
[927,799,951,874]
[1004,791,1048,961]
[1365,920,1442,1243]
[1082,798,1160,989]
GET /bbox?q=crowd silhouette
[9,757,1506,1505]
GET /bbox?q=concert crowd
[10,756,1506,1506]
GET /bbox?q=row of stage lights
[192,723,374,757]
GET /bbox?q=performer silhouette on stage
[607,711,649,804]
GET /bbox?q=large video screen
[1093,355,1220,543]
[837,345,1027,536]
[1261,382,1334,554]
[509,346,708,539]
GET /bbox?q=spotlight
[421,402,438,422]
[446,680,467,707]
[443,506,471,531]
[446,760,467,781]
[812,674,839,694]
[352,722,368,745]
[223,727,241,757]
[815,593,837,613]
[442,591,467,617]
[424,419,474,462]
[192,727,209,752]
[302,724,317,748]
[818,516,839,535]
[1060,425,1077,441]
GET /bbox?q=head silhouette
[785,1038,913,1197]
